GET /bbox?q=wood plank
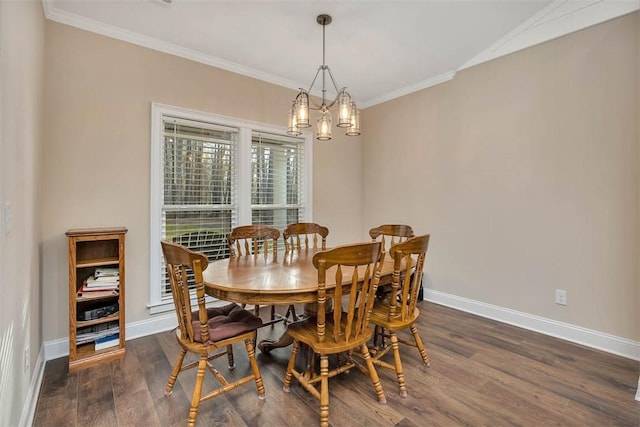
[76,363,117,426]
[32,357,78,427]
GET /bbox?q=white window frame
[149,103,313,313]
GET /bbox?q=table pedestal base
[258,300,333,354]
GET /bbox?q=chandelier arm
[305,66,323,96]
[309,99,324,111]
[324,66,348,109]
[325,66,343,95]
[301,66,325,110]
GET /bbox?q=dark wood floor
[34,302,639,426]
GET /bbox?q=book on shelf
[77,288,119,298]
[94,267,119,278]
[76,322,119,345]
[94,333,119,350]
[92,275,120,283]
[81,282,119,292]
[85,275,119,287]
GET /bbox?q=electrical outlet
[24,346,30,373]
[555,289,567,306]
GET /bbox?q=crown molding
[41,0,306,95]
[359,71,456,109]
[460,0,640,71]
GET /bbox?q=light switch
[4,202,11,234]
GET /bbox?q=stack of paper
[81,267,120,292]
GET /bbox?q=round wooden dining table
[202,248,397,353]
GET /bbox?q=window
[150,104,312,313]
[251,132,305,248]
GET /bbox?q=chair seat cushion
[192,303,263,343]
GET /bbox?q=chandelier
[287,14,360,141]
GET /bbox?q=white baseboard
[425,289,640,361]
[19,344,45,427]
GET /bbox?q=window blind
[161,117,238,296]
[251,132,305,246]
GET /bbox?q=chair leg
[373,325,382,350]
[374,325,389,350]
[165,349,186,396]
[389,333,407,398]
[304,345,316,380]
[359,343,387,404]
[319,354,329,427]
[285,304,298,322]
[283,341,301,392]
[226,344,235,370]
[245,337,266,399]
[410,324,431,367]
[187,357,207,427]
[270,304,276,321]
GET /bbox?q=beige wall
[362,13,639,341]
[41,22,363,342]
[0,0,45,424]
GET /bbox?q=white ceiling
[43,0,639,108]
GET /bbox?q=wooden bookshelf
[66,227,127,371]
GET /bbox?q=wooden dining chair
[282,222,330,322]
[282,242,387,427]
[283,222,329,252]
[227,225,281,322]
[369,224,415,252]
[369,224,416,344]
[368,235,431,398]
[161,241,265,427]
[228,224,280,258]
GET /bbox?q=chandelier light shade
[317,109,332,140]
[337,89,352,128]
[346,102,360,136]
[287,14,361,141]
[287,101,302,136]
[295,91,311,128]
